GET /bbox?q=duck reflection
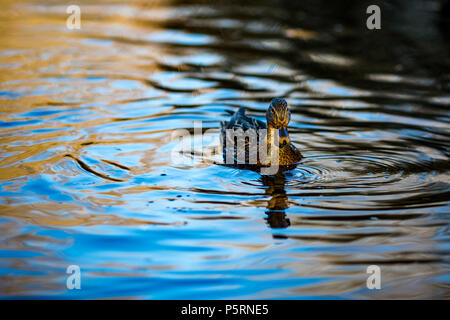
[261,172,291,229]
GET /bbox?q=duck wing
[220,107,266,165]
[220,107,266,132]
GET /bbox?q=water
[0,0,449,299]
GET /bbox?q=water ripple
[0,0,448,299]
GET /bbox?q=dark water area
[0,0,449,299]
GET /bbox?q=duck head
[266,98,291,146]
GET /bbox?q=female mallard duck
[220,98,302,167]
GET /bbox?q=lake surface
[0,0,449,299]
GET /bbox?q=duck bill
[278,128,290,146]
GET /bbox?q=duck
[220,98,302,167]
